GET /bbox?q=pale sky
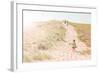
[23,10,91,28]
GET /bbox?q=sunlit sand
[23,20,91,62]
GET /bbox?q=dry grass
[23,50,52,62]
[68,21,91,47]
[32,51,51,61]
[23,20,91,62]
[31,20,66,50]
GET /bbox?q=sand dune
[23,20,91,62]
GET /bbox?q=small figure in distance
[63,20,68,28]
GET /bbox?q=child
[72,40,77,51]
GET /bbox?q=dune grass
[33,20,67,50]
[68,21,91,47]
[23,50,51,62]
[32,51,51,61]
[23,20,91,62]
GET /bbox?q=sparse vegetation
[23,20,91,62]
[23,50,52,62]
[32,51,51,61]
[33,20,67,50]
[68,21,91,47]
[23,51,33,62]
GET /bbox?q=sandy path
[46,24,90,61]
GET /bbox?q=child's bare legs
[72,47,76,52]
